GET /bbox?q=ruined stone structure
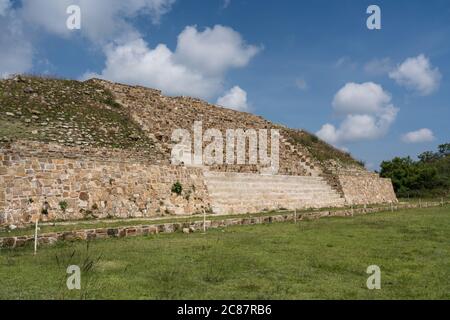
[0,77,397,225]
[0,141,212,224]
[203,171,345,215]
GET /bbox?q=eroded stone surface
[0,78,398,225]
[0,142,211,224]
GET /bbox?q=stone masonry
[0,141,211,225]
[337,171,397,205]
[1,201,443,250]
[0,140,397,224]
[0,77,398,225]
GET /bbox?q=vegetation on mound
[0,75,364,168]
[380,143,450,198]
[285,128,364,167]
[1,206,449,299]
[0,75,155,152]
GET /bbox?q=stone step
[203,171,345,214]
[204,175,326,183]
[204,171,324,178]
[210,199,345,209]
[209,198,343,208]
[205,183,332,191]
[217,197,345,205]
[208,191,343,200]
[204,179,331,186]
[211,200,345,215]
[204,175,326,181]
[208,189,341,197]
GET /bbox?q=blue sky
[1,0,449,169]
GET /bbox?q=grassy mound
[284,128,363,167]
[0,75,155,152]
[1,75,363,168]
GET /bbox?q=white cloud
[332,82,391,115]
[389,54,441,95]
[316,124,340,145]
[3,2,258,104]
[401,128,435,143]
[364,58,392,76]
[1,0,175,76]
[295,78,308,90]
[216,86,249,111]
[334,56,357,70]
[175,25,260,76]
[83,38,220,99]
[222,0,231,9]
[19,0,175,43]
[85,25,260,100]
[0,8,33,77]
[317,82,398,145]
[0,0,10,16]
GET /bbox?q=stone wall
[337,171,397,205]
[0,142,211,225]
[1,201,444,249]
[0,141,398,225]
[94,79,322,176]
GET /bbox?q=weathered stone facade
[203,171,345,214]
[0,142,211,225]
[0,141,398,225]
[94,79,322,176]
[337,171,397,205]
[0,77,398,225]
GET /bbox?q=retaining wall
[337,172,397,205]
[1,142,398,225]
[0,201,443,250]
[0,144,211,224]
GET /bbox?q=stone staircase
[203,171,346,214]
[280,135,321,177]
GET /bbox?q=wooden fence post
[203,210,206,234]
[34,216,39,255]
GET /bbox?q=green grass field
[0,206,449,300]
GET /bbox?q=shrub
[380,143,450,198]
[59,200,69,213]
[171,182,183,196]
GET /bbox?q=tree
[438,143,450,157]
[418,151,438,163]
[380,143,450,198]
